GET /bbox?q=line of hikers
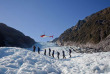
[33,46,72,59]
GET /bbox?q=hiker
[49,48,51,56]
[44,49,46,55]
[52,50,55,58]
[33,46,36,52]
[57,52,60,59]
[62,51,66,59]
[69,49,72,57]
[38,47,40,54]
[70,47,74,51]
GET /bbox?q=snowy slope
[0,42,110,74]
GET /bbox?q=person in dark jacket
[57,52,60,59]
[49,48,51,56]
[52,50,55,58]
[38,47,40,54]
[70,47,75,51]
[44,49,46,55]
[62,51,66,59]
[33,46,36,52]
[69,49,72,58]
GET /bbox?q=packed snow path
[0,42,110,74]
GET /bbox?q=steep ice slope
[0,42,110,74]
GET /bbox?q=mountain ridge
[56,7,110,51]
[0,23,35,48]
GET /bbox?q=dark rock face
[0,23,35,48]
[56,7,110,51]
[56,20,86,46]
[0,31,5,47]
[52,38,58,42]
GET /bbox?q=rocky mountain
[0,23,35,48]
[52,38,59,42]
[56,7,110,51]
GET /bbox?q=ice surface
[0,42,110,74]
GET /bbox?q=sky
[0,0,110,42]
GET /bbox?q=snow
[0,42,110,74]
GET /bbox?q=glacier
[0,42,110,74]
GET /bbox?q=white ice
[0,42,110,74]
